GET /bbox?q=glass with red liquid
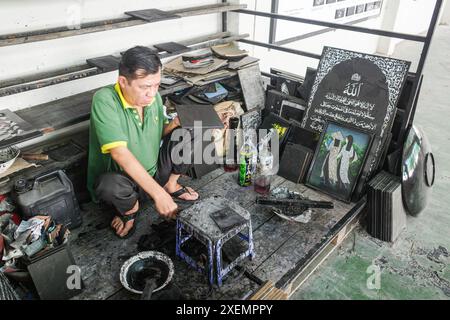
[223,162,239,172]
[254,175,272,195]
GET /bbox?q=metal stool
[176,196,254,286]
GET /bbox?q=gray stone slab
[178,196,250,241]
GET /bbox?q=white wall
[237,0,438,77]
[440,0,450,25]
[0,0,223,111]
[379,0,436,59]
[237,0,385,76]
[376,0,401,56]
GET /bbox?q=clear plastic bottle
[254,129,276,194]
[238,131,257,187]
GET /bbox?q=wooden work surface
[69,168,357,300]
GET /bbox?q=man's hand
[172,116,180,127]
[154,190,178,219]
[163,116,181,136]
[110,146,178,218]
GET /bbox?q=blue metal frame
[176,219,215,285]
[176,216,255,286]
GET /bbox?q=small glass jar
[254,174,272,195]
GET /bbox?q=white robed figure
[338,135,358,188]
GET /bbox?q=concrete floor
[290,25,450,300]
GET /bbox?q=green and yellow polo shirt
[87,83,168,201]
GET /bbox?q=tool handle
[141,279,158,300]
[256,197,334,209]
[22,153,48,161]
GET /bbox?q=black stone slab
[296,67,316,101]
[278,143,313,184]
[238,64,265,111]
[154,42,189,54]
[86,55,120,72]
[0,109,42,148]
[175,104,224,129]
[124,9,181,23]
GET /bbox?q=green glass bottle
[238,132,257,186]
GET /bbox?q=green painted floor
[290,25,450,300]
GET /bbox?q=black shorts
[93,128,194,215]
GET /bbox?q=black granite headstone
[301,47,410,199]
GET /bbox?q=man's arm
[163,117,180,137]
[110,146,178,218]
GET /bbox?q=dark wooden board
[16,89,97,131]
[86,55,120,72]
[124,9,181,23]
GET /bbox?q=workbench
[68,165,363,300]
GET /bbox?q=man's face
[119,68,161,107]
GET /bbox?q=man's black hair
[119,46,162,80]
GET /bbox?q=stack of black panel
[366,171,407,242]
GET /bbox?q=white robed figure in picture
[338,135,358,190]
[321,131,344,186]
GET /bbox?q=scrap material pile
[0,196,70,294]
[1,214,69,262]
[162,42,257,87]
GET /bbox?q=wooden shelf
[0,3,246,47]
[0,32,248,97]
[0,65,98,98]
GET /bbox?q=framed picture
[279,99,305,122]
[313,0,325,6]
[356,4,365,14]
[306,120,373,202]
[365,2,376,11]
[346,6,355,16]
[241,109,261,131]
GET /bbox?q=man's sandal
[170,185,199,202]
[111,211,138,239]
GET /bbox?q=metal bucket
[119,251,174,295]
